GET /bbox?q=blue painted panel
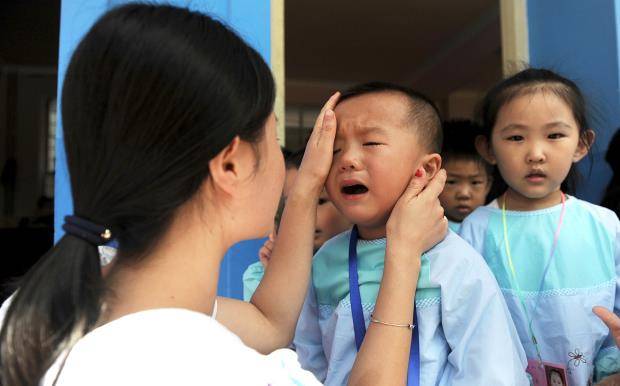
[528,0,620,203]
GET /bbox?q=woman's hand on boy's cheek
[386,169,447,255]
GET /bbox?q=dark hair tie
[62,215,113,246]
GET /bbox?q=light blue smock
[459,196,620,385]
[448,220,461,233]
[294,229,529,386]
[243,261,264,301]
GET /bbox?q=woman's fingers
[387,169,448,255]
[418,169,447,202]
[312,92,340,136]
[294,92,340,194]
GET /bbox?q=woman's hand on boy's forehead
[294,92,340,195]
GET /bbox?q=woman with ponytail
[0,4,446,386]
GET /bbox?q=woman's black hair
[478,68,593,196]
[0,4,274,385]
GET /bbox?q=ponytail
[0,235,104,386]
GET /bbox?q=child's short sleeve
[242,261,265,302]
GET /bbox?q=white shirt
[40,308,320,386]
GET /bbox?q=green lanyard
[501,191,566,364]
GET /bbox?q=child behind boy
[243,149,351,301]
[439,120,492,233]
[293,82,528,386]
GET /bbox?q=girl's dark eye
[507,135,524,141]
[548,133,565,139]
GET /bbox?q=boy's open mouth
[341,184,369,195]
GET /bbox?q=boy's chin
[342,210,390,230]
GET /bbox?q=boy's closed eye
[363,142,383,147]
[318,198,329,205]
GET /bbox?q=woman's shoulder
[46,308,319,386]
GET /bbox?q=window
[44,98,56,198]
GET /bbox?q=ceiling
[0,0,60,68]
[285,0,502,105]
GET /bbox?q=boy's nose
[339,150,362,171]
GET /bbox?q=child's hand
[593,306,620,348]
[386,169,448,257]
[258,232,276,268]
[294,92,340,196]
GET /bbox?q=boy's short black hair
[339,81,443,153]
[441,120,492,176]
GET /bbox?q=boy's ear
[573,129,595,162]
[420,153,442,179]
[475,135,496,165]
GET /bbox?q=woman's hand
[386,169,448,259]
[293,92,340,196]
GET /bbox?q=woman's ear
[475,135,496,165]
[420,153,442,180]
[208,136,243,196]
[573,129,596,163]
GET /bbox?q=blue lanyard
[348,226,420,386]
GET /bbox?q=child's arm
[441,250,529,386]
[348,170,448,386]
[215,93,340,354]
